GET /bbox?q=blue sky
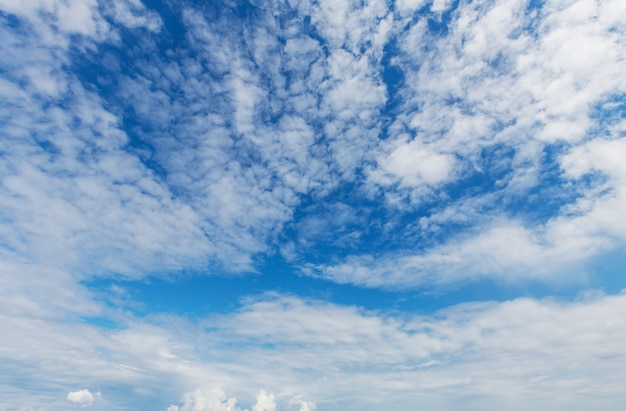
[1,0,626,410]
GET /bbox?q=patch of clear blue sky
[589,93,626,137]
[84,243,626,321]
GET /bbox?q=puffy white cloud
[297,401,315,411]
[370,138,456,189]
[252,391,276,411]
[168,389,239,411]
[561,137,626,183]
[395,0,428,15]
[107,0,162,31]
[66,389,101,407]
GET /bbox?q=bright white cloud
[66,389,101,407]
[431,0,455,13]
[0,0,105,38]
[371,138,455,188]
[252,391,276,411]
[561,137,626,183]
[395,0,428,15]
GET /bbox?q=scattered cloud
[251,391,276,411]
[67,389,101,407]
[167,389,312,411]
[1,0,626,410]
[167,389,239,411]
[2,0,625,288]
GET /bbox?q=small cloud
[298,400,316,411]
[252,390,276,411]
[67,389,101,407]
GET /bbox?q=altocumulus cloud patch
[1,0,626,410]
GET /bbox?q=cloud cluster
[309,0,626,288]
[167,389,314,411]
[167,389,239,411]
[0,0,223,293]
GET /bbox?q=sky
[1,0,626,410]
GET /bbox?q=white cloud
[0,0,105,38]
[371,138,456,188]
[431,0,455,13]
[252,391,276,411]
[0,0,288,278]
[66,389,101,407]
[0,77,218,276]
[395,0,428,15]
[107,0,162,31]
[0,0,159,43]
[297,401,315,411]
[310,0,391,53]
[561,137,626,183]
[168,389,239,411]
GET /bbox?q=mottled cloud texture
[1,0,625,410]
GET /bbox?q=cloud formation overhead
[1,0,625,410]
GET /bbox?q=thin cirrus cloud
[1,0,626,410]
